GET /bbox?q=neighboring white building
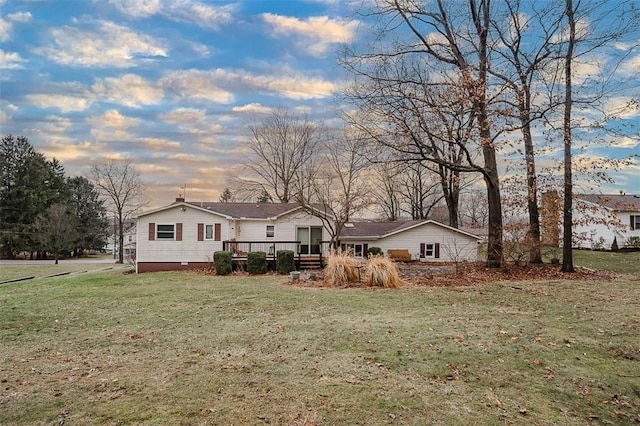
[572,194,640,249]
[122,225,136,264]
[135,198,482,272]
[339,220,481,262]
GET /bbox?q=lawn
[0,255,638,425]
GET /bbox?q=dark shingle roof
[576,194,640,211]
[184,202,305,219]
[340,220,425,238]
[340,220,481,240]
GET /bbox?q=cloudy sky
[1,0,638,209]
[1,0,359,207]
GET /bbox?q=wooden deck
[223,240,324,270]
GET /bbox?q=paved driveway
[0,257,117,265]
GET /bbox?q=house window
[266,225,275,238]
[420,242,440,259]
[425,244,434,257]
[198,223,221,241]
[340,243,368,257]
[157,224,175,240]
[631,215,640,231]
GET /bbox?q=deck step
[298,258,323,270]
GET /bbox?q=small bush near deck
[367,246,383,256]
[626,236,640,248]
[214,251,232,276]
[365,256,403,288]
[325,249,359,286]
[276,250,295,274]
[247,251,267,275]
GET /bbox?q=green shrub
[247,251,267,275]
[611,237,619,251]
[213,251,232,276]
[276,250,295,274]
[367,246,383,256]
[626,236,640,248]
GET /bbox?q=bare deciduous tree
[490,1,565,263]
[342,0,504,267]
[91,159,146,264]
[301,126,373,247]
[242,109,320,203]
[371,161,403,221]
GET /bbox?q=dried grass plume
[365,256,404,288]
[325,249,359,286]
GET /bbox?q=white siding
[137,206,227,264]
[236,219,275,240]
[573,205,640,249]
[276,210,328,241]
[360,223,479,262]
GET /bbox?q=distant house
[572,194,640,249]
[339,220,481,262]
[135,198,482,273]
[543,192,640,249]
[122,225,136,264]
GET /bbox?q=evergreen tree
[219,187,232,203]
[0,135,65,258]
[67,176,109,256]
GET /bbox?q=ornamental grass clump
[365,256,404,288]
[325,249,359,286]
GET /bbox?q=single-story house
[135,198,482,273]
[572,194,640,249]
[135,198,331,273]
[339,220,481,262]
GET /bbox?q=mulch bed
[397,261,613,287]
[190,261,614,288]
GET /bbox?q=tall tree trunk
[476,0,503,268]
[522,114,542,263]
[484,150,504,268]
[118,211,124,264]
[441,168,460,228]
[562,0,576,273]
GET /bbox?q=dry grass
[2,254,639,425]
[364,256,404,288]
[324,249,359,286]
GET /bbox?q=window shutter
[197,223,204,241]
[176,223,183,241]
[148,223,155,240]
[420,243,426,258]
[214,223,221,241]
[435,243,440,259]
[631,215,635,231]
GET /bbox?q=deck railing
[221,240,325,268]
[222,240,301,256]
